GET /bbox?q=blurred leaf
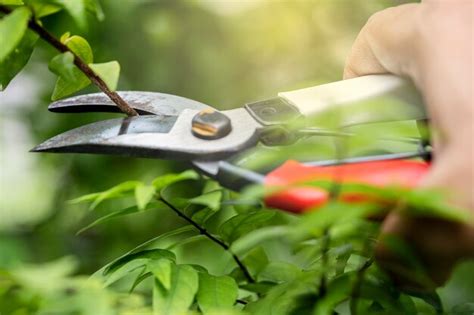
[134,184,156,211]
[189,190,222,211]
[52,0,87,30]
[25,0,62,18]
[258,261,301,283]
[152,170,199,193]
[219,210,276,243]
[69,181,141,210]
[103,249,175,287]
[231,225,290,255]
[292,202,380,239]
[242,246,269,277]
[148,259,173,291]
[153,264,198,315]
[0,29,37,90]
[197,273,238,314]
[0,0,24,4]
[77,202,163,234]
[48,51,75,81]
[104,249,176,276]
[0,7,31,63]
[89,60,120,91]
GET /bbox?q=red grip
[264,159,430,213]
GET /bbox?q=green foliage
[2,1,474,314]
[0,0,119,98]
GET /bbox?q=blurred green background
[0,0,418,272]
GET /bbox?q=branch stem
[0,5,138,116]
[159,197,255,283]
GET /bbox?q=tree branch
[159,196,255,284]
[0,5,138,116]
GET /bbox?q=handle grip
[279,74,426,127]
[264,159,430,213]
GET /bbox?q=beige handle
[279,74,426,127]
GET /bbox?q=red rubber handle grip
[264,159,430,213]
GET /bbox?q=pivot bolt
[192,108,232,140]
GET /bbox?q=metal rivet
[192,109,232,140]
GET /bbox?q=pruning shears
[33,74,431,213]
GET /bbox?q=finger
[343,3,422,81]
[376,211,474,291]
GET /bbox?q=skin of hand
[344,0,474,290]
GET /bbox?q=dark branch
[350,257,374,315]
[159,197,255,283]
[0,5,138,116]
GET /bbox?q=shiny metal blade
[49,91,210,115]
[32,108,262,161]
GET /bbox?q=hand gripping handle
[264,159,430,213]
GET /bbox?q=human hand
[344,0,474,290]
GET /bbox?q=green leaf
[0,7,31,63]
[89,61,120,91]
[135,184,156,211]
[219,210,276,243]
[52,0,88,30]
[258,262,301,283]
[51,71,90,100]
[152,170,200,193]
[48,52,75,81]
[0,0,24,5]
[0,29,37,90]
[148,259,173,290]
[69,181,141,210]
[63,35,93,63]
[77,202,162,234]
[25,0,62,18]
[188,190,222,211]
[103,249,176,287]
[153,264,199,315]
[50,35,94,100]
[231,225,290,255]
[104,249,176,276]
[197,273,238,314]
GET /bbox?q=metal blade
[49,91,209,115]
[32,108,262,161]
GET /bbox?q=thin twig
[349,256,374,315]
[319,228,330,297]
[0,5,138,116]
[159,197,255,283]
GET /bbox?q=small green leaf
[63,35,93,63]
[0,29,37,90]
[148,259,173,290]
[188,190,222,211]
[197,273,238,314]
[89,61,120,91]
[48,52,75,81]
[135,184,156,211]
[153,264,199,315]
[51,35,94,100]
[152,170,200,193]
[0,7,31,63]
